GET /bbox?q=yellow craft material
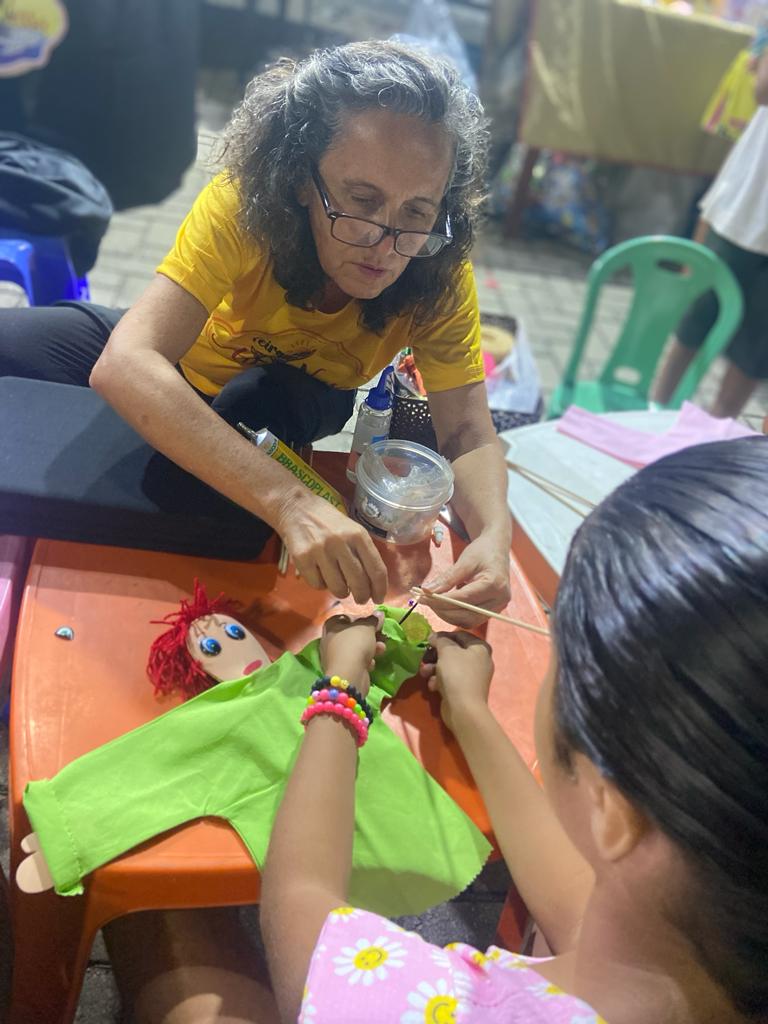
[237,424,348,513]
[480,323,516,364]
[701,49,757,142]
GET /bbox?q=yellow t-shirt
[156,177,484,397]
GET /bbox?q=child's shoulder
[300,907,607,1023]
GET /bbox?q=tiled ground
[2,50,766,1023]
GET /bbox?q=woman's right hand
[276,493,388,604]
[419,631,494,733]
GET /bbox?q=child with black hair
[107,436,768,1024]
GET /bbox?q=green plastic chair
[547,235,744,418]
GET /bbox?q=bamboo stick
[506,460,595,517]
[412,587,550,636]
[507,460,596,507]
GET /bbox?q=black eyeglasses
[311,168,452,259]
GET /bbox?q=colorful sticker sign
[0,0,68,78]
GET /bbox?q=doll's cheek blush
[243,660,263,674]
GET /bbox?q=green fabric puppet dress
[23,609,491,917]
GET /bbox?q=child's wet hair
[553,436,768,1017]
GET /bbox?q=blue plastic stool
[0,232,89,305]
[0,239,35,300]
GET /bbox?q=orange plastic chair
[8,452,548,1022]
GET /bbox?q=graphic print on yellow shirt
[156,176,484,397]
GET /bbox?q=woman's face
[302,108,455,303]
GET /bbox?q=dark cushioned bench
[0,377,272,559]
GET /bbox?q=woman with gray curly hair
[0,40,511,620]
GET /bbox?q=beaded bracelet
[309,675,375,723]
[299,675,374,748]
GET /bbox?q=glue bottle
[236,422,348,512]
[346,366,394,482]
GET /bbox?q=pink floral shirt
[301,907,607,1023]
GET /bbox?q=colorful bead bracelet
[308,675,375,723]
[299,675,374,748]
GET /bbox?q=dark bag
[0,378,273,559]
[0,131,112,275]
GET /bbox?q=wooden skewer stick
[510,473,587,519]
[506,460,596,508]
[412,587,550,636]
[520,484,588,520]
[506,462,594,518]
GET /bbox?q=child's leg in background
[707,260,768,417]
[710,361,759,418]
[104,907,278,1024]
[652,229,767,412]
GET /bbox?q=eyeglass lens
[331,217,446,257]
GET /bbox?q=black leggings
[677,228,768,380]
[0,301,355,446]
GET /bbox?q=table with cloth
[502,405,756,605]
[494,0,752,232]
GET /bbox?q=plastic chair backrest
[557,235,744,410]
[0,230,89,305]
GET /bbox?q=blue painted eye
[199,636,222,656]
[224,623,246,640]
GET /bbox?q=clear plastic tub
[352,439,454,545]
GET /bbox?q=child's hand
[320,611,385,696]
[420,631,494,733]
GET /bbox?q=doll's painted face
[186,614,271,683]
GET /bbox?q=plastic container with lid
[352,438,454,545]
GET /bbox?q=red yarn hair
[146,579,241,699]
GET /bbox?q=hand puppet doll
[17,584,491,917]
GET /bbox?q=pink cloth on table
[301,907,607,1023]
[556,403,758,468]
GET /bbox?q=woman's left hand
[420,532,511,627]
[319,611,386,695]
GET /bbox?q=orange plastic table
[8,453,549,1023]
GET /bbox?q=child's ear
[575,754,647,862]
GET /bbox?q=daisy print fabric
[301,908,608,1023]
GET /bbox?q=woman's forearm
[451,442,511,544]
[429,381,511,544]
[91,344,309,531]
[451,704,592,951]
